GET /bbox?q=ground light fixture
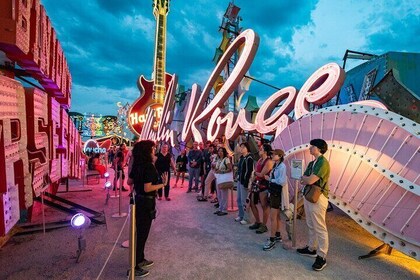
[71,213,91,263]
[104,181,112,189]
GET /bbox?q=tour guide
[297,138,330,271]
[127,140,168,277]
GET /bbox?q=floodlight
[71,213,91,230]
[104,172,110,178]
[104,181,112,189]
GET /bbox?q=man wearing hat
[297,139,330,271]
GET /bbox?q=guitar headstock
[153,0,170,17]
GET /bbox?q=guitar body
[128,73,173,136]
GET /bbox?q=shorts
[269,193,281,209]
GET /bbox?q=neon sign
[83,139,106,154]
[139,29,386,144]
[129,106,163,127]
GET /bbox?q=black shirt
[115,149,124,169]
[155,153,172,173]
[129,162,159,196]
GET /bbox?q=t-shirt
[303,155,330,198]
[129,162,159,196]
[187,149,203,168]
[155,153,172,173]
[176,155,188,171]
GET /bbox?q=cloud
[40,0,419,116]
[70,84,139,114]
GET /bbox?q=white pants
[304,193,329,258]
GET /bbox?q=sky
[41,0,420,116]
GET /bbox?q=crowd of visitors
[90,137,330,277]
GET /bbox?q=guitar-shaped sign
[128,0,173,136]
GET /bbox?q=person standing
[235,143,254,223]
[113,143,128,191]
[249,144,274,234]
[108,147,115,165]
[155,143,176,201]
[127,140,168,277]
[263,149,287,251]
[297,139,330,271]
[187,141,202,193]
[197,143,216,201]
[174,149,188,188]
[214,147,233,216]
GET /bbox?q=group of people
[124,137,331,277]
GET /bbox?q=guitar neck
[153,13,167,104]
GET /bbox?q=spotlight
[104,172,110,178]
[71,213,91,263]
[104,181,112,189]
[71,213,91,230]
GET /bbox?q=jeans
[218,186,229,212]
[188,167,200,191]
[236,182,249,220]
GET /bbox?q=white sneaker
[234,217,242,222]
[240,219,250,225]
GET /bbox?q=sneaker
[248,223,261,230]
[234,217,242,222]
[127,268,149,277]
[165,197,171,201]
[197,196,207,202]
[121,187,129,192]
[274,235,282,243]
[263,239,276,251]
[217,211,228,216]
[312,255,327,271]
[256,224,268,234]
[157,197,162,200]
[214,203,219,208]
[138,259,154,268]
[240,219,250,225]
[214,210,221,215]
[297,246,317,257]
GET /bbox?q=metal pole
[128,196,136,280]
[112,170,127,218]
[41,191,46,235]
[292,180,299,247]
[118,170,122,216]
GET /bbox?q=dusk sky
[41,0,420,116]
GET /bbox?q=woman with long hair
[249,143,274,234]
[174,149,188,188]
[127,140,168,277]
[214,147,233,216]
[263,149,287,251]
